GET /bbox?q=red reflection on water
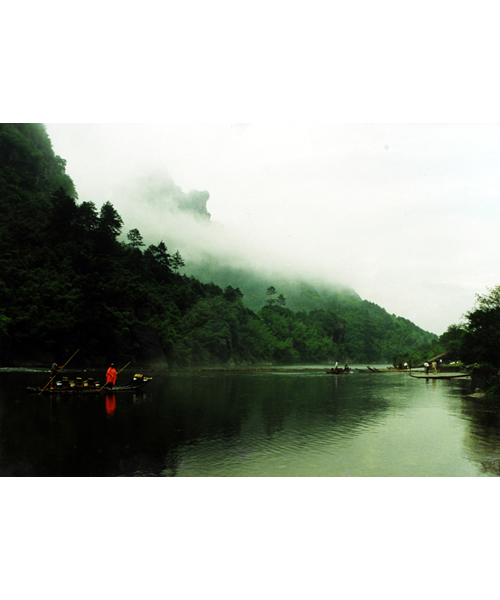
[105,394,116,417]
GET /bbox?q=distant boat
[356,366,410,373]
[367,366,410,373]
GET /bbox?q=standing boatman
[106,363,118,387]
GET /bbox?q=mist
[45,123,500,335]
[113,171,342,289]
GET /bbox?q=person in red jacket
[106,363,118,387]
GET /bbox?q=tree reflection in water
[460,395,500,475]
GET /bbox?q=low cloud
[45,123,500,335]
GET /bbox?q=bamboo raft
[355,366,410,373]
[27,374,153,394]
[409,372,470,380]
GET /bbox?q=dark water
[1,367,500,476]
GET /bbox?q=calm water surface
[1,366,500,476]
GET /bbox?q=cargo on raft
[27,374,153,394]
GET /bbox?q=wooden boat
[409,372,469,380]
[27,374,153,394]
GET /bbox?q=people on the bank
[344,361,350,372]
[424,361,429,374]
[106,363,118,387]
[432,360,438,374]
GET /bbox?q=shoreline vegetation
[1,124,499,395]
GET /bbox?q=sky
[45,123,500,335]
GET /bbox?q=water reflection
[105,394,116,417]
[457,394,500,475]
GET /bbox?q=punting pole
[39,349,80,395]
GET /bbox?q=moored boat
[409,372,469,380]
[355,366,411,373]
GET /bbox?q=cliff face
[136,174,211,220]
[177,189,211,219]
[0,123,76,201]
[0,124,78,366]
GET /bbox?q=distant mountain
[0,123,438,367]
[133,173,211,220]
[186,260,438,363]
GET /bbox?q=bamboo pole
[39,349,80,395]
[415,351,449,368]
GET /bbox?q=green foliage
[186,263,438,363]
[0,309,10,342]
[127,228,145,249]
[392,287,500,377]
[439,324,465,362]
[429,288,500,395]
[172,251,185,272]
[460,286,500,367]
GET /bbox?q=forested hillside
[187,261,438,363]
[0,123,438,368]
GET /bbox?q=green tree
[172,250,186,271]
[98,201,123,242]
[146,242,171,268]
[49,187,78,235]
[439,324,465,362]
[78,201,99,233]
[277,293,286,307]
[127,228,145,249]
[223,285,243,302]
[461,286,500,367]
[266,286,277,306]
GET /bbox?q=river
[1,366,499,476]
